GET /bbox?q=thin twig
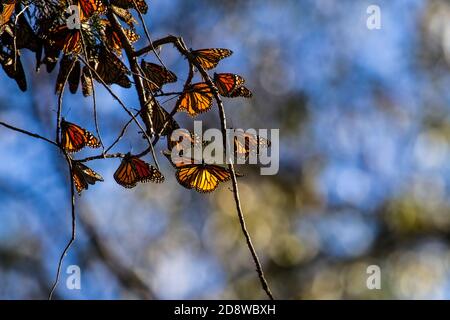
[131,0,167,70]
[48,154,76,300]
[105,110,141,153]
[0,121,58,147]
[106,10,160,169]
[80,31,105,152]
[77,152,125,163]
[55,58,76,146]
[136,35,275,299]
[167,36,275,299]
[78,56,155,160]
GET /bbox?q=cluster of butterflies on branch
[1,0,270,194]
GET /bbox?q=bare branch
[0,121,58,147]
[48,154,76,300]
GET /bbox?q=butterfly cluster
[0,0,270,194]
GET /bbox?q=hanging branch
[0,121,58,147]
[106,10,160,170]
[48,154,76,300]
[135,36,275,300]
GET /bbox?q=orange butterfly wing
[233,131,270,159]
[72,161,103,195]
[49,25,82,54]
[213,73,244,96]
[191,48,233,70]
[111,0,148,14]
[176,83,213,117]
[229,86,253,98]
[175,164,231,193]
[114,156,164,188]
[78,0,106,18]
[163,150,231,193]
[101,19,139,55]
[61,120,100,153]
[141,61,177,92]
[213,73,252,98]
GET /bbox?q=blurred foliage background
[2,0,450,299]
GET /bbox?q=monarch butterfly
[232,130,271,160]
[111,0,148,14]
[111,5,137,28]
[213,73,253,98]
[61,119,101,153]
[167,129,201,154]
[93,47,131,88]
[55,55,81,95]
[100,19,139,55]
[175,82,213,117]
[141,61,177,92]
[36,17,60,72]
[190,48,233,70]
[163,150,231,193]
[47,24,82,54]
[72,161,104,195]
[144,98,179,137]
[114,154,164,188]
[0,1,15,29]
[81,66,93,96]
[77,0,106,18]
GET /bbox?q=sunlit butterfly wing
[213,73,244,96]
[101,19,139,55]
[111,5,137,28]
[163,150,231,193]
[0,1,15,31]
[81,66,93,96]
[141,61,177,92]
[114,155,164,188]
[111,0,148,14]
[175,82,213,117]
[61,119,100,153]
[78,0,106,18]
[233,131,270,159]
[191,48,232,70]
[228,85,252,98]
[167,129,201,154]
[176,165,231,193]
[48,25,82,54]
[72,161,104,195]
